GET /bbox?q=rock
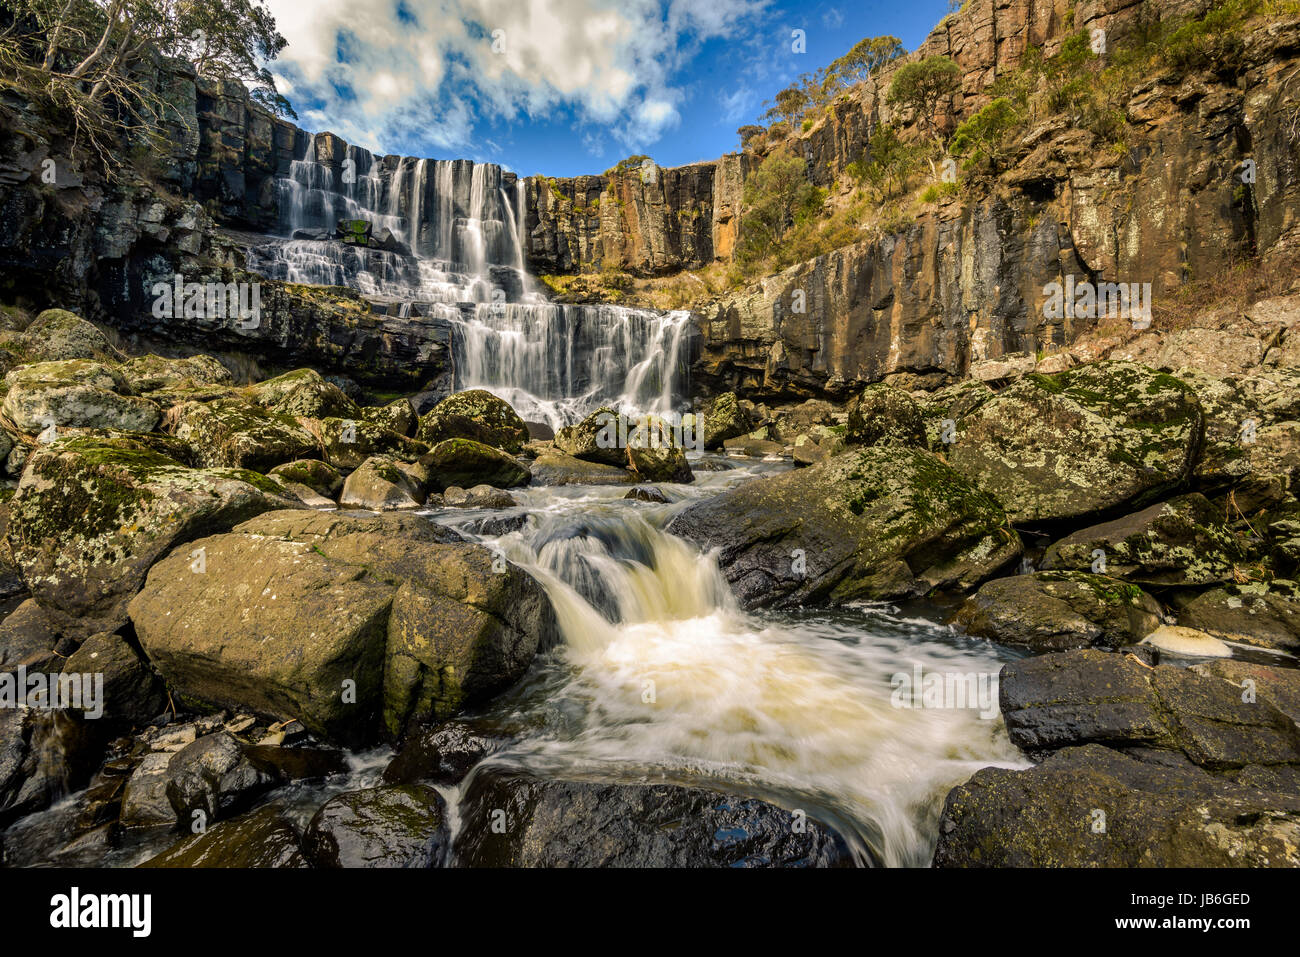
[721,437,785,457]
[416,390,529,454]
[952,571,1161,652]
[946,362,1204,524]
[1171,580,1300,653]
[626,420,693,483]
[339,455,425,510]
[1040,493,1244,586]
[697,392,751,450]
[624,485,669,504]
[170,397,319,472]
[419,438,530,491]
[1140,624,1232,657]
[3,360,160,434]
[242,744,348,781]
[999,649,1300,768]
[0,599,60,672]
[268,458,344,499]
[1190,660,1300,725]
[119,353,233,402]
[304,785,449,868]
[933,744,1300,867]
[528,449,633,486]
[383,721,504,785]
[120,751,177,828]
[917,379,994,450]
[23,309,114,361]
[62,632,163,726]
[357,397,416,437]
[845,384,926,448]
[668,446,1021,609]
[140,805,308,867]
[128,510,556,742]
[524,420,554,441]
[247,368,359,419]
[6,434,300,635]
[455,768,852,867]
[165,732,276,825]
[442,485,517,509]
[969,353,1036,382]
[553,407,629,466]
[309,416,426,471]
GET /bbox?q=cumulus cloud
[263,0,769,158]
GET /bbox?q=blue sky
[264,0,954,177]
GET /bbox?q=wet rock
[625,485,669,504]
[845,384,926,448]
[722,436,784,457]
[416,390,529,454]
[3,360,160,434]
[946,362,1203,524]
[0,599,60,672]
[554,407,629,466]
[528,449,634,486]
[668,446,1021,609]
[242,744,347,781]
[339,455,425,510]
[140,805,308,867]
[62,632,164,726]
[443,484,517,509]
[169,397,319,472]
[952,571,1161,652]
[268,458,344,499]
[1040,493,1244,586]
[304,785,449,868]
[383,721,504,785]
[999,649,1300,769]
[626,421,693,483]
[129,510,555,742]
[6,434,300,635]
[119,752,175,828]
[524,420,554,441]
[455,768,852,867]
[419,438,530,491]
[165,732,276,825]
[1170,580,1300,654]
[934,743,1300,867]
[697,392,751,450]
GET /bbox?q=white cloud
[262,0,768,158]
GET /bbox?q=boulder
[697,392,751,450]
[140,805,308,867]
[310,415,426,471]
[952,571,1161,652]
[845,384,926,448]
[1189,659,1300,725]
[1040,493,1245,586]
[455,768,852,867]
[626,419,693,483]
[0,599,61,672]
[667,446,1021,609]
[170,397,319,473]
[119,353,233,405]
[268,459,344,499]
[128,510,556,742]
[339,455,425,510]
[303,785,448,868]
[382,720,505,785]
[419,438,530,491]
[357,397,417,437]
[6,434,300,635]
[442,485,517,509]
[625,485,669,504]
[528,449,633,486]
[165,732,276,826]
[416,390,529,453]
[62,632,163,726]
[23,309,114,362]
[916,379,994,451]
[247,368,359,419]
[946,362,1204,524]
[1170,580,1300,653]
[553,407,629,466]
[933,744,1300,867]
[3,360,160,434]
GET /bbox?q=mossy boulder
[268,459,344,499]
[946,361,1204,524]
[141,805,308,868]
[247,368,359,419]
[419,438,530,491]
[625,416,693,483]
[1040,493,1245,586]
[952,571,1161,652]
[358,398,417,437]
[667,446,1022,609]
[416,389,529,453]
[311,416,427,471]
[128,510,557,742]
[3,360,160,434]
[553,407,629,466]
[697,392,751,450]
[845,384,926,448]
[170,397,319,473]
[120,353,233,399]
[528,448,635,486]
[917,379,994,450]
[339,455,426,510]
[23,309,114,362]
[6,434,300,636]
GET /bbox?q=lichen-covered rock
[304,785,448,868]
[625,418,693,483]
[1040,493,1245,586]
[442,485,517,509]
[845,384,926,448]
[553,407,629,466]
[419,438,530,491]
[933,744,1300,868]
[128,510,556,742]
[917,379,994,450]
[1171,580,1300,654]
[247,368,359,419]
[697,392,751,450]
[170,397,319,472]
[310,415,426,471]
[357,397,417,437]
[952,571,1161,652]
[339,455,425,510]
[455,768,852,867]
[23,309,114,362]
[667,446,1021,609]
[268,459,344,499]
[946,362,1204,524]
[416,389,529,453]
[6,434,300,635]
[527,448,634,486]
[3,360,160,434]
[119,353,233,405]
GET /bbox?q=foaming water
[434,463,1027,867]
